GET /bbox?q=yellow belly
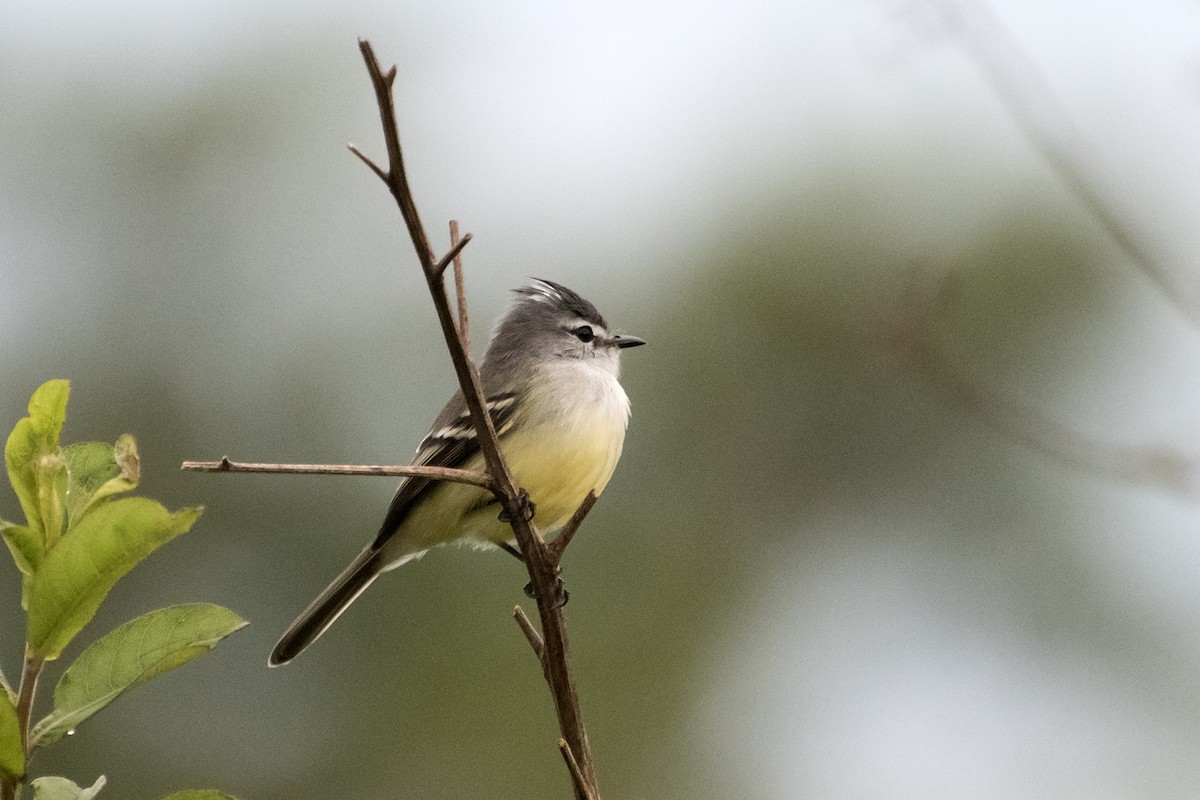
[389,407,626,556]
[501,421,624,533]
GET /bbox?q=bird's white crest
[527,279,564,304]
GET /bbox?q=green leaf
[37,451,68,551]
[30,775,106,800]
[6,380,71,550]
[112,435,139,482]
[31,604,247,748]
[2,518,41,608]
[26,381,70,442]
[63,443,118,525]
[26,498,203,660]
[63,443,118,495]
[6,419,43,536]
[62,437,140,527]
[1,520,42,576]
[7,423,67,549]
[159,792,238,800]
[89,434,139,511]
[0,688,23,780]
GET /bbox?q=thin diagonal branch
[433,232,474,279]
[450,220,471,354]
[356,40,434,266]
[175,37,606,799]
[940,0,1200,326]
[559,740,597,800]
[513,605,545,661]
[347,142,387,184]
[354,39,510,489]
[548,491,597,561]
[354,37,602,800]
[180,457,492,488]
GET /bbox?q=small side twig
[180,458,492,488]
[449,220,470,354]
[433,232,473,280]
[347,142,388,185]
[513,605,545,661]
[559,739,597,800]
[548,491,598,561]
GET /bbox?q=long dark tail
[269,548,390,667]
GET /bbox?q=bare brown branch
[433,232,473,280]
[346,142,387,183]
[548,491,598,561]
[559,739,597,800]
[180,457,492,488]
[353,38,602,799]
[449,219,470,354]
[513,604,545,661]
[175,36,607,800]
[356,38,435,267]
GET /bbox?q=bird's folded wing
[371,391,518,548]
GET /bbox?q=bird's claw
[499,489,536,524]
[524,577,569,609]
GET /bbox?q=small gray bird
[270,279,645,665]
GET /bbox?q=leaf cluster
[0,381,244,800]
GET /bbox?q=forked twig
[178,38,607,800]
[352,37,602,800]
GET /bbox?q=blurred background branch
[940,0,1200,323]
[879,2,1200,495]
[887,266,1198,495]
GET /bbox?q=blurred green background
[5,2,1200,798]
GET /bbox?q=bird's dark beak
[609,333,647,349]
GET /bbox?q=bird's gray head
[483,279,646,377]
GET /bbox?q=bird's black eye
[570,325,594,343]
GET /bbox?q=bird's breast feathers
[503,362,631,530]
[390,362,631,553]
